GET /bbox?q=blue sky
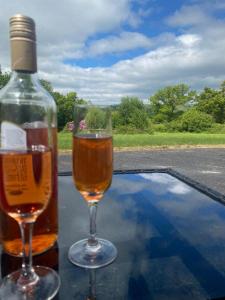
[64,0,190,68]
[0,0,225,104]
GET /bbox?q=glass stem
[88,203,98,247]
[17,221,38,287]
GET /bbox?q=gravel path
[59,148,225,195]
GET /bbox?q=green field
[58,132,225,150]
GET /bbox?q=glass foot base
[68,238,117,269]
[0,266,60,300]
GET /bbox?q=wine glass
[0,145,60,299]
[68,104,117,268]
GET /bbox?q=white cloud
[139,173,174,184]
[176,34,201,47]
[139,173,191,195]
[38,29,225,104]
[85,32,152,57]
[168,184,191,195]
[166,4,211,27]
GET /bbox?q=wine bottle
[0,14,58,256]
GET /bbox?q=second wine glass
[68,104,117,268]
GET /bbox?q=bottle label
[1,121,27,150]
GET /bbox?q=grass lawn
[58,132,225,150]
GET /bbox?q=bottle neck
[10,70,38,86]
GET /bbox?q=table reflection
[87,270,96,300]
[1,244,59,278]
[2,171,225,299]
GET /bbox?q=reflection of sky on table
[58,173,225,300]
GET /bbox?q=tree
[196,82,225,123]
[115,97,150,131]
[86,107,107,129]
[55,91,86,130]
[149,84,196,122]
[179,109,213,132]
[0,72,10,89]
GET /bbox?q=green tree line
[1,72,225,133]
[112,81,225,133]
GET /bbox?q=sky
[0,0,225,104]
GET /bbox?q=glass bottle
[0,14,58,256]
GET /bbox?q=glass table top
[1,170,225,300]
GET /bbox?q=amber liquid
[73,134,113,202]
[0,128,58,256]
[0,149,52,221]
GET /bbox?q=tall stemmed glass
[0,146,60,299]
[68,104,117,268]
